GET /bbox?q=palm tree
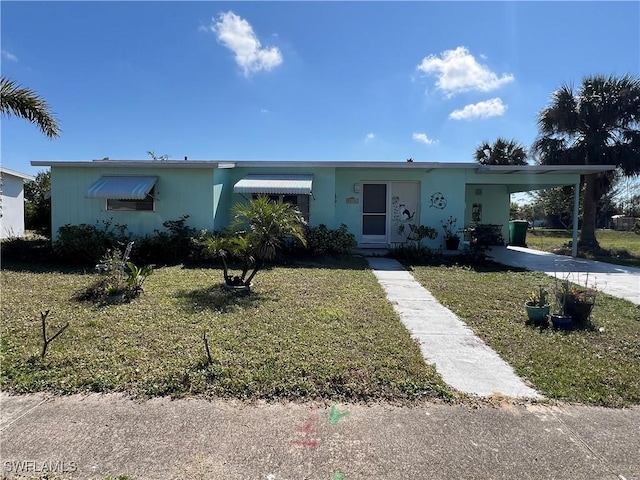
[474,137,528,165]
[205,196,307,289]
[532,74,640,247]
[0,77,60,138]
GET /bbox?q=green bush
[387,243,438,263]
[54,220,132,265]
[0,235,54,263]
[133,215,197,266]
[305,224,357,255]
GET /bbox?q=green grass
[408,262,640,407]
[526,229,640,268]
[0,257,453,403]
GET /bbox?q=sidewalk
[366,257,540,399]
[488,246,640,305]
[1,393,638,480]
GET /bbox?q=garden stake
[202,331,213,365]
[40,310,69,359]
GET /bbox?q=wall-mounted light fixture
[354,183,361,193]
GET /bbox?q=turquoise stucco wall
[49,163,582,246]
[50,166,216,239]
[335,167,467,248]
[464,184,510,241]
[216,167,337,228]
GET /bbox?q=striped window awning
[233,174,313,195]
[85,176,158,200]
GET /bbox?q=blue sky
[2,1,639,176]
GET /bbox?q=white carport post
[572,180,580,258]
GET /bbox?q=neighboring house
[0,167,35,239]
[611,215,638,231]
[31,159,614,255]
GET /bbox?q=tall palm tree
[0,77,60,138]
[532,74,640,247]
[474,137,528,165]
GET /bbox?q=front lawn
[409,262,640,407]
[0,257,453,402]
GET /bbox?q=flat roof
[0,167,35,181]
[30,159,616,175]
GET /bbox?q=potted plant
[525,285,550,324]
[556,278,597,326]
[441,216,461,250]
[551,278,574,330]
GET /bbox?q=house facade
[0,167,35,238]
[32,159,614,253]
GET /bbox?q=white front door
[361,182,420,245]
[361,183,387,244]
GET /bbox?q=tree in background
[474,137,528,165]
[24,170,51,236]
[0,77,60,138]
[532,74,640,248]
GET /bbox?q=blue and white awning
[85,176,158,200]
[233,174,313,195]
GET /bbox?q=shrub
[305,224,356,255]
[133,215,196,266]
[387,243,438,263]
[0,235,54,263]
[54,220,132,265]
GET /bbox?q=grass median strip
[408,262,640,407]
[1,257,454,402]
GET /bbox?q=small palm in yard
[205,196,307,288]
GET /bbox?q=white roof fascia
[0,167,35,181]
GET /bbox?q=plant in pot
[550,280,574,330]
[556,277,597,327]
[441,216,461,250]
[525,285,550,324]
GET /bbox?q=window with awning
[85,176,158,211]
[234,174,313,222]
[233,174,313,195]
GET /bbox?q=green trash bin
[509,220,528,246]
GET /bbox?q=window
[252,193,310,222]
[107,187,155,211]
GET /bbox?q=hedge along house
[32,159,615,257]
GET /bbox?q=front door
[361,182,421,245]
[361,183,387,244]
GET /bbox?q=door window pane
[363,215,386,235]
[363,184,386,213]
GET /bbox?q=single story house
[0,167,35,239]
[31,159,615,256]
[611,215,638,231]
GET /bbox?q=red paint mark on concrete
[296,420,315,433]
[291,440,320,448]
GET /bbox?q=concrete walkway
[366,257,541,399]
[2,393,638,480]
[489,246,640,305]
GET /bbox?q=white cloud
[1,49,17,62]
[260,108,269,114]
[416,46,513,97]
[449,98,507,120]
[209,11,282,76]
[365,133,375,142]
[412,132,437,145]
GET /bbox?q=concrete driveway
[488,246,640,305]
